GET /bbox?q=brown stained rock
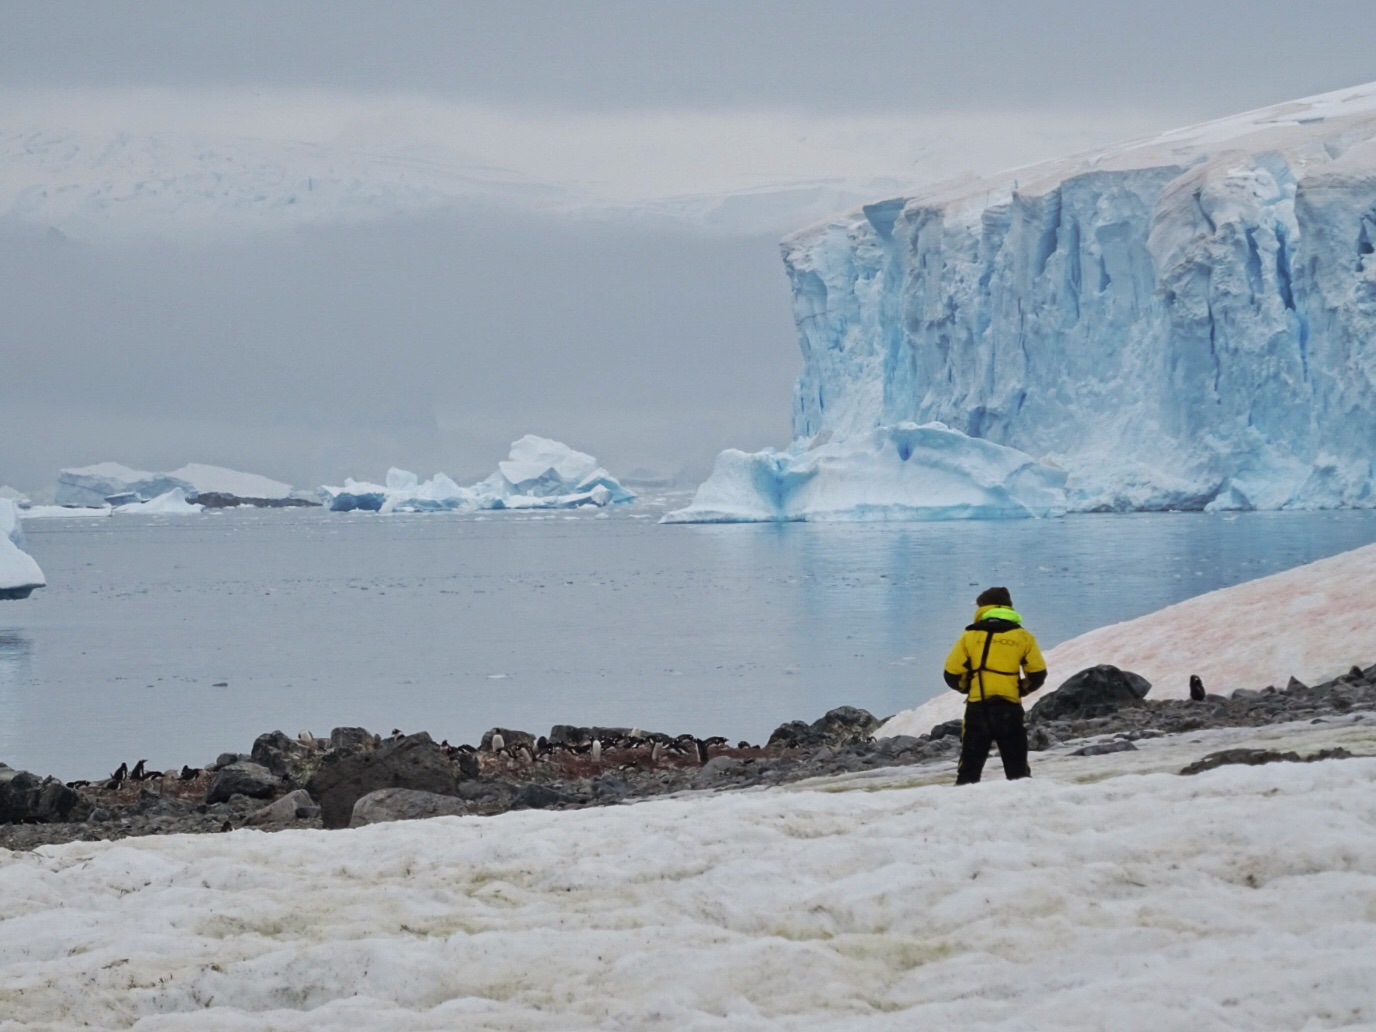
[306,732,477,829]
[349,788,469,827]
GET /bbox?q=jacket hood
[974,605,1023,624]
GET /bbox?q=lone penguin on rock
[489,732,505,753]
[1189,674,1206,702]
[104,763,128,791]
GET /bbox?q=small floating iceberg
[0,499,46,599]
[324,436,636,514]
[114,488,203,515]
[663,422,1067,524]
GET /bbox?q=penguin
[105,762,128,790]
[516,745,533,763]
[650,741,665,764]
[130,759,147,781]
[298,731,318,748]
[178,765,202,781]
[535,735,550,755]
[590,739,602,763]
[65,779,91,789]
[694,738,710,765]
[737,741,752,750]
[489,732,505,753]
[1189,674,1206,702]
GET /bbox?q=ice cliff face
[785,84,1376,511]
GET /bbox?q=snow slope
[168,464,292,500]
[1,719,1374,1030]
[783,82,1376,512]
[0,91,1170,239]
[0,499,45,597]
[879,539,1376,737]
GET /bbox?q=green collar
[976,605,1022,624]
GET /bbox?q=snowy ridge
[879,540,1376,736]
[785,82,1376,511]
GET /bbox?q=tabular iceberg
[664,422,1066,523]
[779,82,1376,512]
[324,435,635,514]
[0,499,45,599]
[55,462,294,506]
[55,463,190,507]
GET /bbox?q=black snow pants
[956,697,1030,784]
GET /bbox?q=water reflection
[0,630,33,760]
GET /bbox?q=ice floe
[663,422,1066,523]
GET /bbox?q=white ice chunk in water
[664,422,1066,523]
[323,436,635,513]
[0,499,46,598]
[114,488,203,515]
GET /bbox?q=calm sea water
[5,500,1376,779]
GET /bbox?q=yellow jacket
[943,605,1047,705]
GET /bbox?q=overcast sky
[2,1,1374,493]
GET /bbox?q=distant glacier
[755,82,1376,515]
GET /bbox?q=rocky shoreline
[3,660,1374,852]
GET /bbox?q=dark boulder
[205,762,279,804]
[329,727,377,754]
[306,732,477,829]
[250,730,318,782]
[349,788,469,828]
[767,706,882,750]
[930,719,964,741]
[512,783,578,810]
[481,727,536,753]
[0,765,85,823]
[1030,665,1151,722]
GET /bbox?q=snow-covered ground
[167,465,293,500]
[1,717,1374,1030]
[880,540,1376,737]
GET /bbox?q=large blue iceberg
[749,82,1376,513]
[664,422,1066,523]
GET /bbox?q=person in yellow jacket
[943,586,1047,784]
